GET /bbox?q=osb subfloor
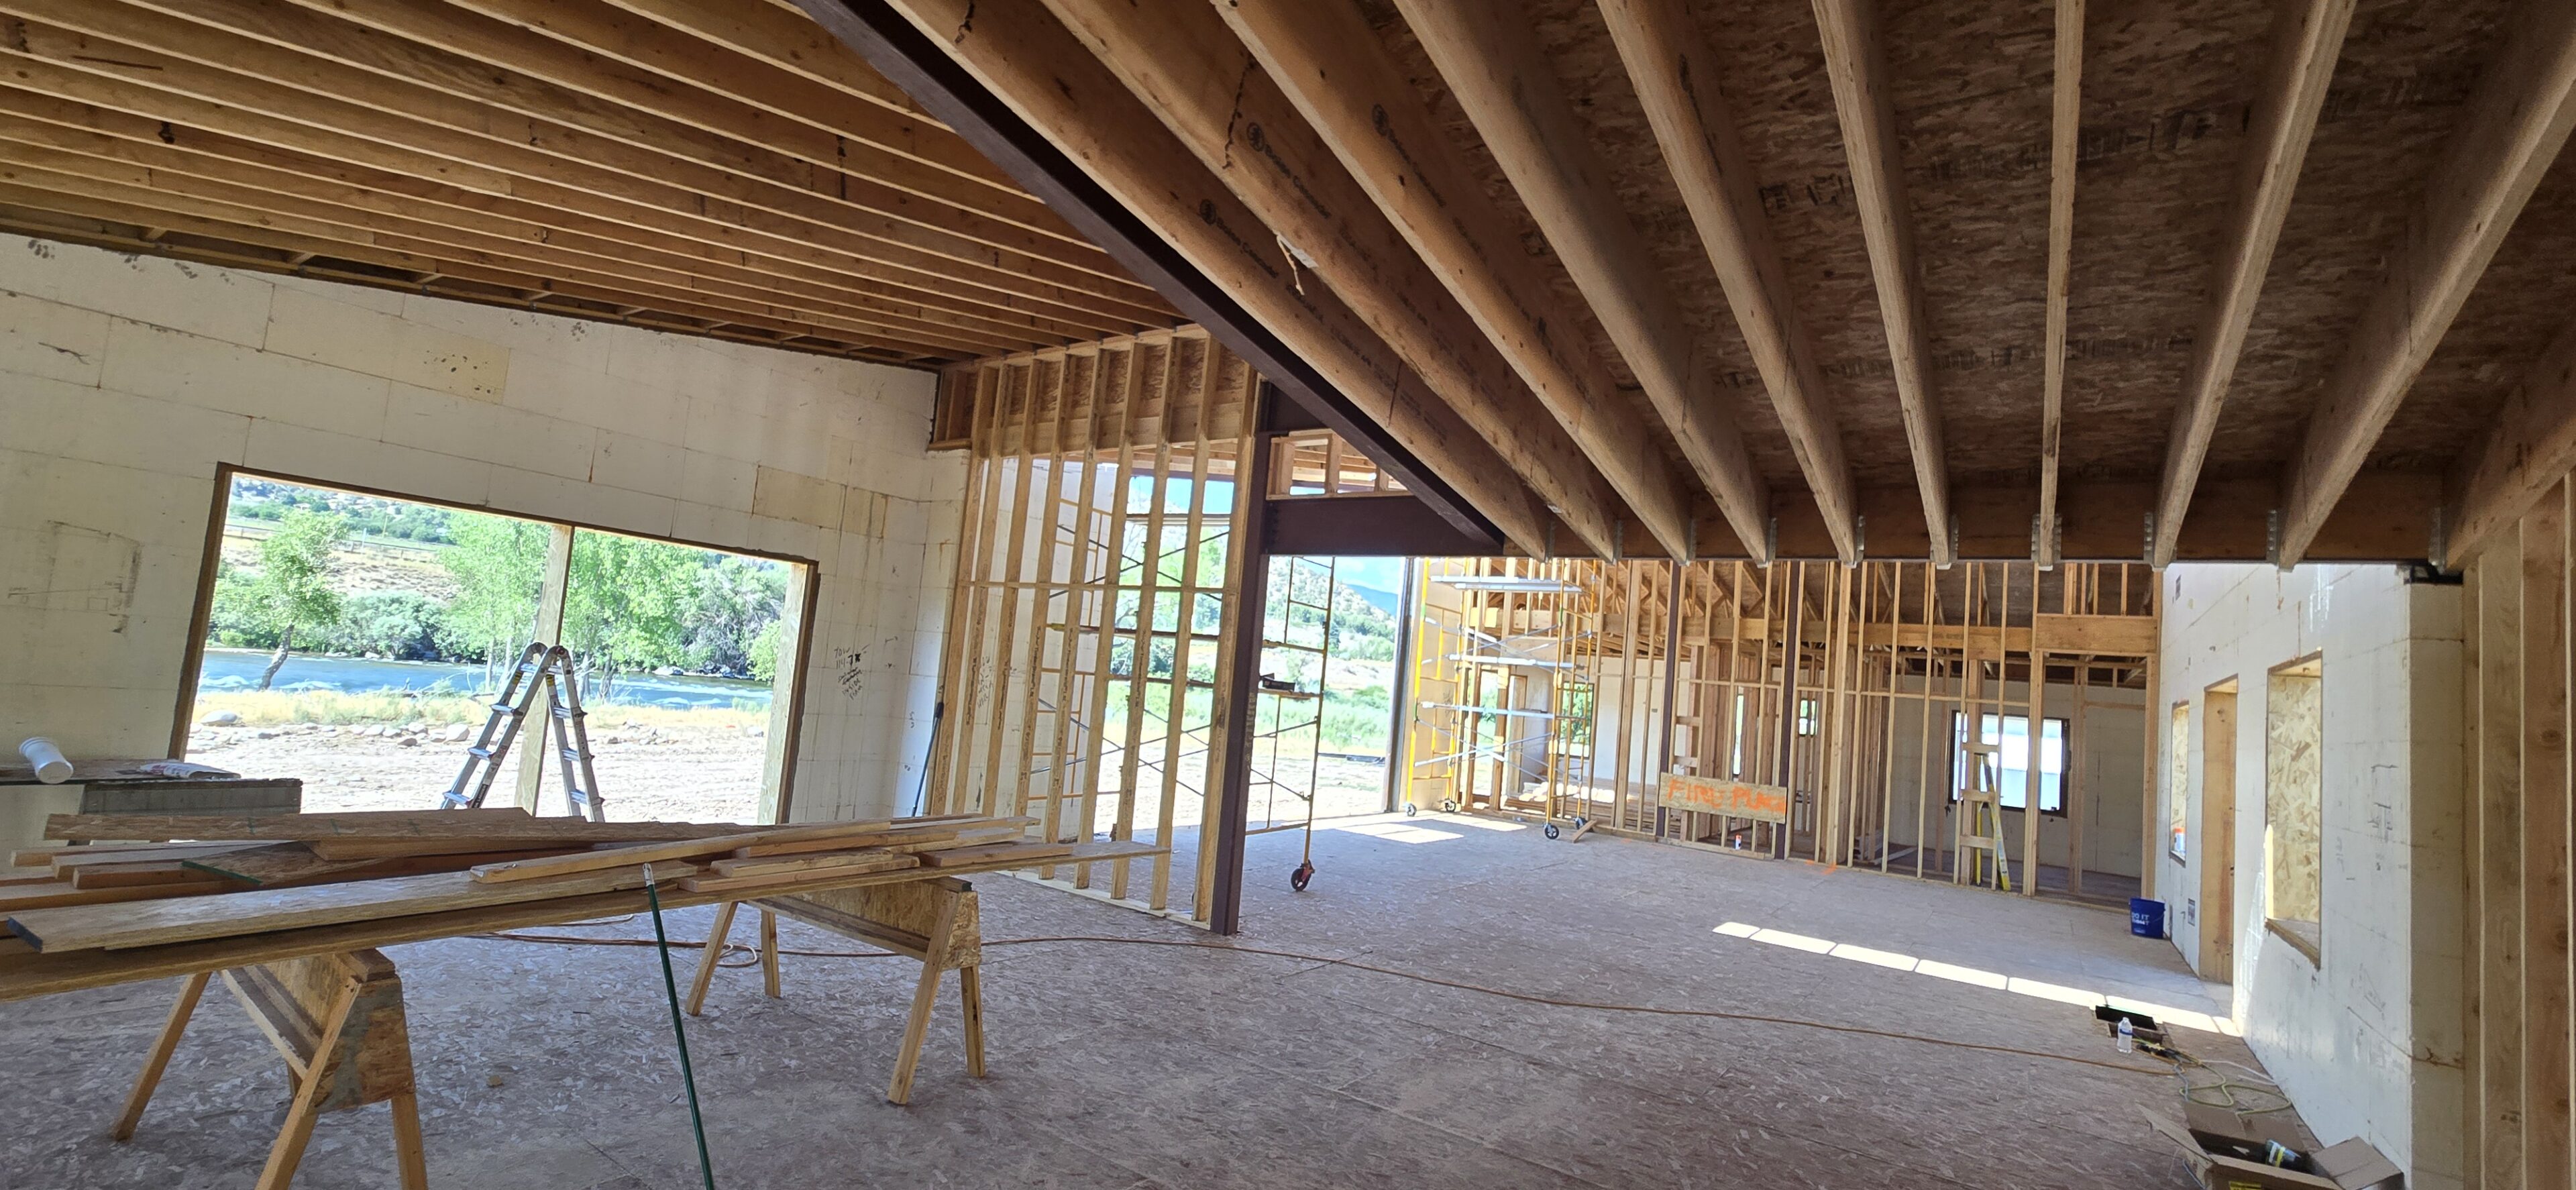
[1,814,2255,1189]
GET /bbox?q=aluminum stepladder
[438,641,606,822]
[1953,739,2011,891]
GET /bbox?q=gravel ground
[184,720,769,824]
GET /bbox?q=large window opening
[1949,712,2068,813]
[2265,655,2324,960]
[182,471,810,824]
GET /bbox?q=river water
[195,647,773,709]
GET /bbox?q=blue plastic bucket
[2129,898,2167,938]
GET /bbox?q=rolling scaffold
[1401,559,1596,840]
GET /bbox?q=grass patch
[195,690,767,730]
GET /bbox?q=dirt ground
[185,720,769,824]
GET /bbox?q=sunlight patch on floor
[1712,920,2238,1036]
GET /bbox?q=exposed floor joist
[0,0,1184,364]
[1807,0,1951,568]
[2037,0,2083,570]
[1598,0,1854,565]
[812,0,1535,551]
[2151,0,2355,567]
[2276,0,2576,565]
[1216,0,1715,561]
[1391,0,1783,562]
[1034,0,1633,559]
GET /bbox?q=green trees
[564,531,698,700]
[439,517,549,690]
[229,509,349,690]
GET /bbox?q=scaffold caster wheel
[1402,802,1417,817]
[1544,822,1560,840]
[1440,799,1458,814]
[1291,860,1316,891]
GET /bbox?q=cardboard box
[2143,1104,2402,1190]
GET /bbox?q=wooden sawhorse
[685,876,984,1104]
[117,948,428,1189]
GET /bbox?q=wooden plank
[917,839,1076,869]
[1597,0,1859,563]
[1044,0,1642,559]
[2152,0,2355,566]
[0,841,1164,1001]
[708,850,910,879]
[469,818,1002,881]
[0,880,231,912]
[15,841,259,867]
[865,0,1555,554]
[2275,0,2576,565]
[1389,0,1781,559]
[2473,535,2527,1187]
[1809,0,1951,565]
[2522,482,2573,1189]
[680,851,918,894]
[9,861,703,953]
[64,862,236,891]
[42,808,544,843]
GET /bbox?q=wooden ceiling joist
[2447,319,2576,567]
[2037,0,2084,570]
[1597,0,1858,563]
[0,129,1007,358]
[2276,0,2576,566]
[0,15,1173,339]
[1032,0,1633,559]
[427,0,1004,197]
[1390,0,1782,563]
[828,0,1553,552]
[0,88,1086,343]
[1810,0,1951,567]
[2151,0,2356,568]
[1214,0,1707,561]
[9,0,1127,288]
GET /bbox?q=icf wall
[2153,563,2466,1189]
[0,240,964,823]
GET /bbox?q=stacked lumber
[0,809,1163,1000]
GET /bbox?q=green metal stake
[645,869,718,1189]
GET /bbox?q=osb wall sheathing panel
[1360,0,2538,494]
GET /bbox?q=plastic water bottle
[2116,1018,2135,1054]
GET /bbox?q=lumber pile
[0,809,1162,999]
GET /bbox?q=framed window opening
[175,465,818,825]
[2264,653,2324,965]
[2168,700,2190,861]
[1949,710,2069,814]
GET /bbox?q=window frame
[174,464,822,822]
[1947,709,2073,816]
[2262,652,2326,965]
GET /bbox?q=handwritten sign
[1661,774,1791,824]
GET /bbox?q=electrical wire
[472,928,2173,1079]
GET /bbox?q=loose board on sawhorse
[686,876,983,1105]
[117,947,427,1189]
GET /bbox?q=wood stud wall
[2461,476,2576,1188]
[1405,558,2156,898]
[924,329,1255,925]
